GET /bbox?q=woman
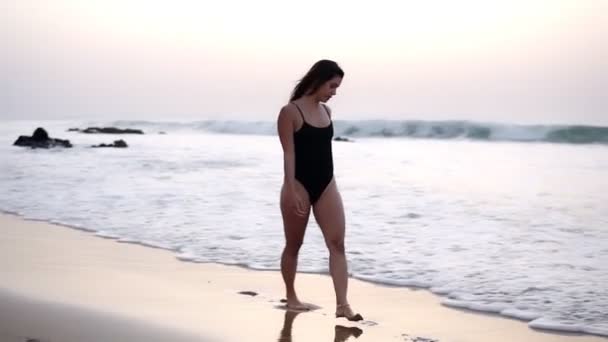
[277,60,363,321]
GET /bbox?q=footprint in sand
[357,320,378,326]
[401,333,439,342]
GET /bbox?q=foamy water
[1,120,607,337]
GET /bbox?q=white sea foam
[501,308,542,321]
[529,318,583,333]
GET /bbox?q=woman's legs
[280,181,311,309]
[312,179,359,317]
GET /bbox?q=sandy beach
[0,213,605,342]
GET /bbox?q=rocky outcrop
[91,139,128,148]
[13,128,72,148]
[70,127,144,134]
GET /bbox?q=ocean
[1,119,607,337]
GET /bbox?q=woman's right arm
[277,105,297,192]
[278,105,306,216]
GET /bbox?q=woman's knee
[326,238,345,255]
[284,240,304,256]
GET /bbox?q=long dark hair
[290,60,344,102]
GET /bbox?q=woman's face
[316,76,342,102]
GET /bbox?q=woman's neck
[299,95,320,106]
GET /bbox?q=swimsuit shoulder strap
[321,104,331,120]
[292,103,307,123]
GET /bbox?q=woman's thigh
[312,179,345,244]
[280,181,312,244]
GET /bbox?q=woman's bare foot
[335,304,363,321]
[286,296,311,311]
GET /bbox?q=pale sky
[2,0,607,124]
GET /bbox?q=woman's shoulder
[279,102,299,118]
[277,103,301,133]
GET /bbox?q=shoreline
[2,210,606,337]
[1,212,606,341]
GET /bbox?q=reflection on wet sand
[277,309,363,342]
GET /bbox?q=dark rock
[67,128,80,132]
[91,139,128,148]
[334,136,354,142]
[113,139,128,147]
[79,127,144,134]
[32,127,49,140]
[238,291,258,297]
[13,128,72,148]
[159,131,167,135]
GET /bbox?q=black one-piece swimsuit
[292,103,334,205]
